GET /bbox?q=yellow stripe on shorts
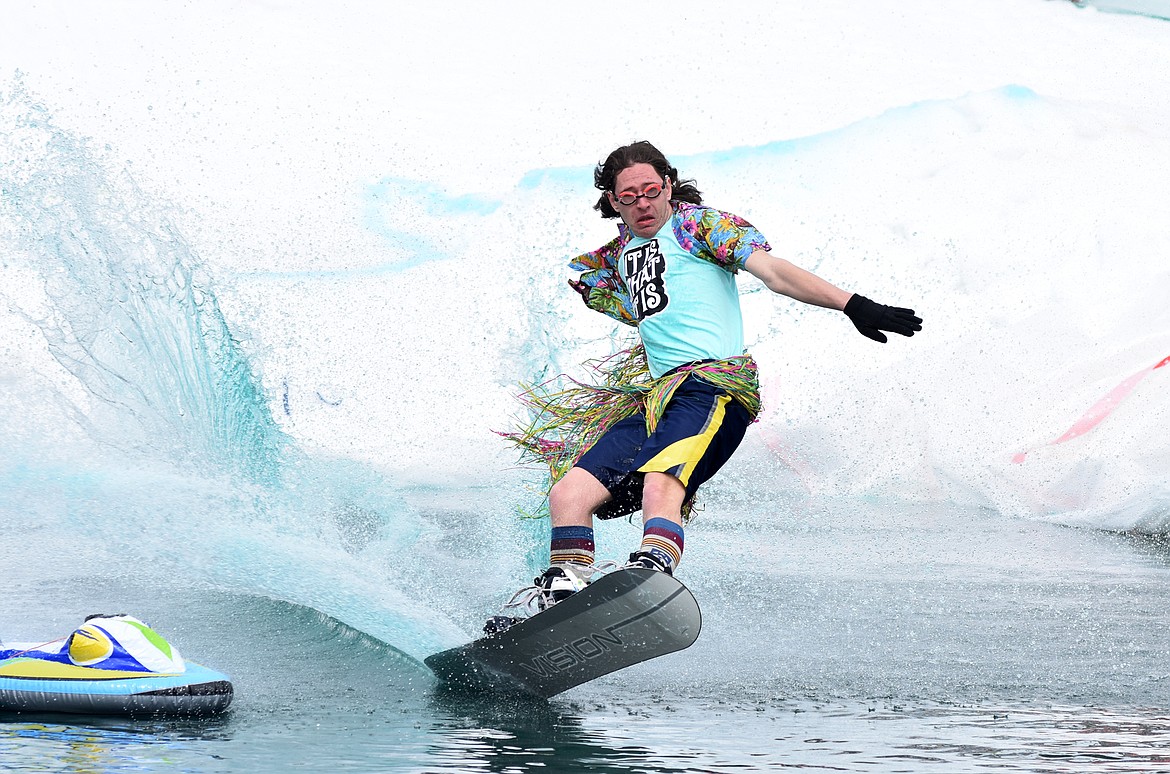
[637,394,730,487]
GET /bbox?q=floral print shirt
[567,202,771,326]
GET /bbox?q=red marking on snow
[1012,354,1169,464]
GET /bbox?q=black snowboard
[425,567,701,698]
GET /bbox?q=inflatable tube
[0,615,233,717]
[0,658,233,716]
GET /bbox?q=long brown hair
[592,141,703,219]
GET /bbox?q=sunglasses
[612,179,668,206]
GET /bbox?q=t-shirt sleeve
[568,237,638,326]
[675,204,771,272]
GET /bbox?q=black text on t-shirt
[623,240,669,320]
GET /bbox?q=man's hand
[843,295,922,343]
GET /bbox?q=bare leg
[548,466,611,529]
[641,471,685,527]
[488,469,612,630]
[636,471,687,571]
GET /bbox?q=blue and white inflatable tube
[0,614,232,716]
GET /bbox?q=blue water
[3,16,1170,771]
[3,506,1169,772]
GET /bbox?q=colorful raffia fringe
[501,345,761,519]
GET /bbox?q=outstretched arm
[743,249,922,343]
[743,250,852,310]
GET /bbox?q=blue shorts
[574,375,753,520]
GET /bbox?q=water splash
[0,78,284,482]
[0,80,469,658]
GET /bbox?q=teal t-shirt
[620,219,746,378]
[569,202,772,375]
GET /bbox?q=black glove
[843,295,922,343]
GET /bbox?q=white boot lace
[497,560,623,618]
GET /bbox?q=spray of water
[0,80,470,660]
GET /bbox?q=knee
[641,471,685,513]
[548,475,574,511]
[549,468,609,517]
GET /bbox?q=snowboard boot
[483,564,592,635]
[624,550,674,575]
[534,564,591,607]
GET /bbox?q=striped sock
[550,525,595,567]
[640,517,684,571]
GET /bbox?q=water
[2,499,1169,771]
[3,1,1170,771]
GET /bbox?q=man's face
[608,163,673,239]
